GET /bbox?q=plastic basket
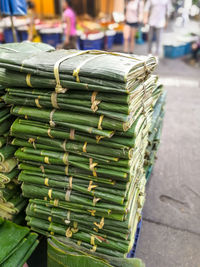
[17,30,28,41]
[164,44,186,58]
[40,33,62,48]
[184,42,192,55]
[114,32,124,45]
[127,218,142,258]
[3,28,20,43]
[82,38,104,50]
[146,165,153,182]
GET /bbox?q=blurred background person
[27,0,40,42]
[144,0,172,56]
[62,0,77,49]
[123,0,144,53]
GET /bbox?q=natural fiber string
[65,166,68,175]
[28,138,36,149]
[62,140,67,152]
[88,180,97,192]
[47,128,54,139]
[70,129,75,140]
[68,176,73,190]
[82,141,87,153]
[89,158,97,177]
[73,54,102,83]
[54,199,59,206]
[54,51,90,93]
[26,74,33,87]
[94,217,104,229]
[96,135,104,143]
[65,227,72,238]
[65,189,71,201]
[44,156,50,164]
[48,189,53,199]
[44,178,49,186]
[49,109,56,127]
[93,196,100,205]
[98,115,104,130]
[91,91,101,112]
[63,152,68,164]
[35,98,42,108]
[88,209,96,216]
[51,92,60,109]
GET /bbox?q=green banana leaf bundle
[0,181,27,221]
[0,218,39,267]
[47,236,145,267]
[144,90,166,180]
[0,44,157,93]
[0,75,27,222]
[3,75,156,124]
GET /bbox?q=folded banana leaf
[0,158,17,173]
[0,168,19,188]
[0,219,38,267]
[47,237,145,267]
[0,145,17,162]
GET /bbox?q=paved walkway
[128,43,200,267]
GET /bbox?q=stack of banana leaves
[0,217,38,267]
[144,87,166,181]
[0,42,160,258]
[47,236,145,267]
[0,43,54,222]
[0,89,27,222]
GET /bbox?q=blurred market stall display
[0,0,27,42]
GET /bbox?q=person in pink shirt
[62,0,77,49]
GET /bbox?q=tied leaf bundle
[144,89,166,181]
[0,218,38,267]
[0,43,54,223]
[0,42,165,261]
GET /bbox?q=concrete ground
[122,43,200,267]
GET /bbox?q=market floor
[122,43,200,267]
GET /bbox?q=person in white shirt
[123,0,144,53]
[144,0,171,55]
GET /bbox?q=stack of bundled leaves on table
[0,217,38,267]
[0,43,54,222]
[144,86,166,181]
[0,42,159,258]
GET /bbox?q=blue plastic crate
[82,38,104,50]
[77,37,83,50]
[40,33,62,48]
[3,28,20,43]
[114,32,124,45]
[184,42,192,55]
[146,165,153,181]
[107,35,115,49]
[164,44,186,58]
[127,218,142,258]
[17,30,28,41]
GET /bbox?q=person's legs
[123,24,131,53]
[130,27,137,53]
[148,26,154,54]
[155,27,163,56]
